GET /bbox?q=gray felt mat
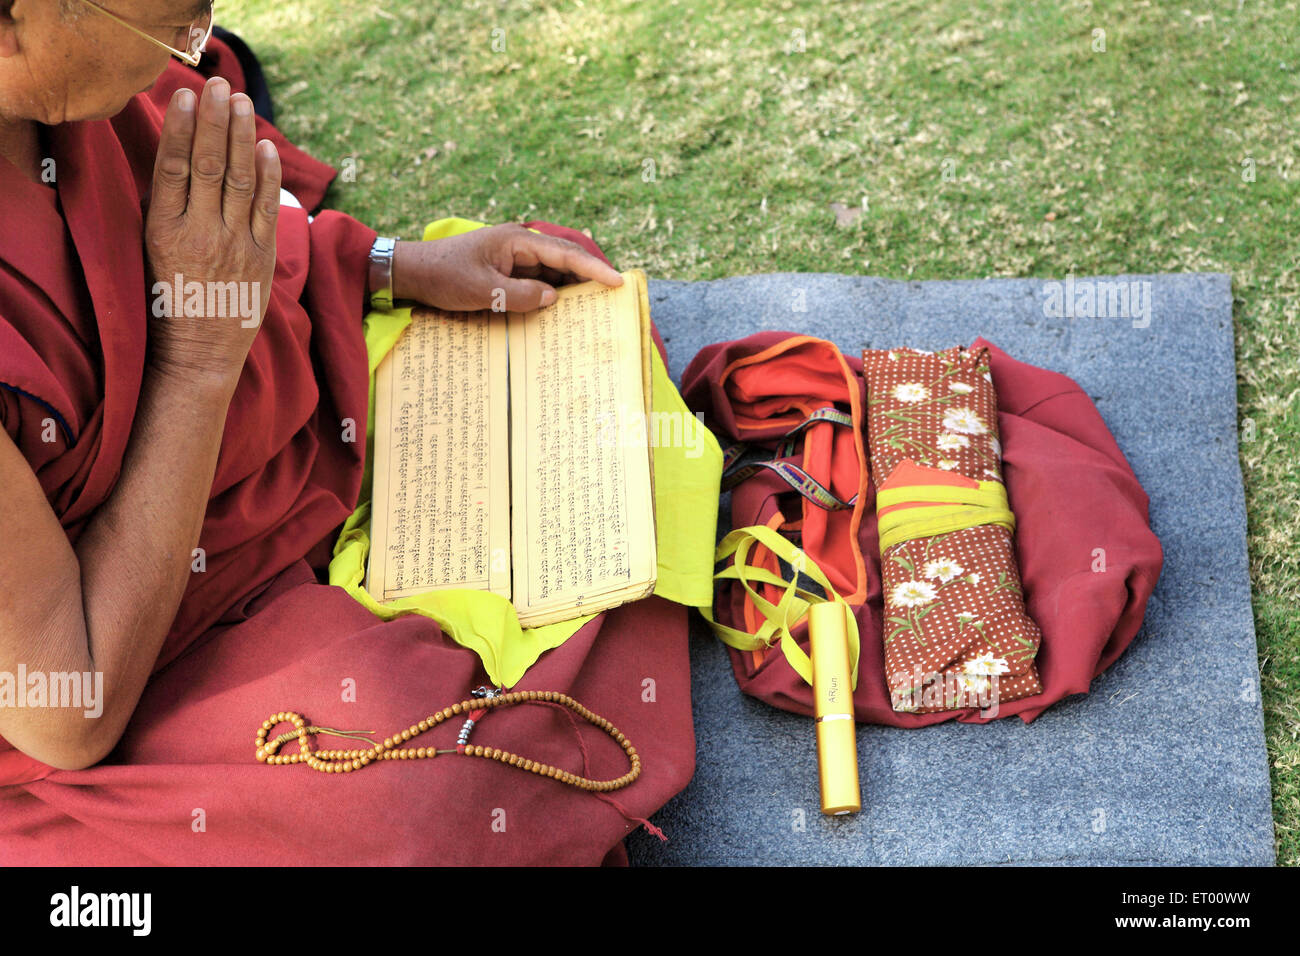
[626,272,1274,866]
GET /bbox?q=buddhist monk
[0,1,695,865]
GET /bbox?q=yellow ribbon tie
[699,523,860,689]
[875,481,1015,552]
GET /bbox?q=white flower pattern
[924,559,964,582]
[890,580,938,608]
[893,382,929,403]
[964,652,1011,676]
[957,673,991,696]
[891,691,919,713]
[941,407,988,435]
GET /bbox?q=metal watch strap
[368,236,397,311]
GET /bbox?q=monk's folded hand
[389,222,623,313]
[0,82,289,771]
[143,77,282,391]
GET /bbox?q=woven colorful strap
[699,523,860,688]
[875,481,1015,552]
[720,407,857,511]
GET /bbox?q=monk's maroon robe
[0,49,693,865]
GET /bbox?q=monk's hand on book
[390,223,623,312]
[143,78,281,391]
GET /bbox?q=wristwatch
[368,236,398,311]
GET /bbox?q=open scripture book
[364,269,657,627]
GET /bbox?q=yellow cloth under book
[328,217,723,687]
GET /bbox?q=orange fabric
[875,459,979,518]
[716,336,870,604]
[719,335,828,433]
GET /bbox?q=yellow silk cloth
[328,217,723,687]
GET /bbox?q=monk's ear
[0,1,18,60]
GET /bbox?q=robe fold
[0,47,694,864]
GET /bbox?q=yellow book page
[507,272,657,627]
[365,309,511,602]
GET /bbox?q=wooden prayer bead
[253,694,641,793]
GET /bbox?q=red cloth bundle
[691,334,870,607]
[681,332,1163,725]
[862,345,1042,714]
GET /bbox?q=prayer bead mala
[254,688,641,793]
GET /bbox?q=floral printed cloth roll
[862,345,1043,714]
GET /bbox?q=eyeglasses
[78,1,215,68]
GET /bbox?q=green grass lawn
[222,0,1299,863]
